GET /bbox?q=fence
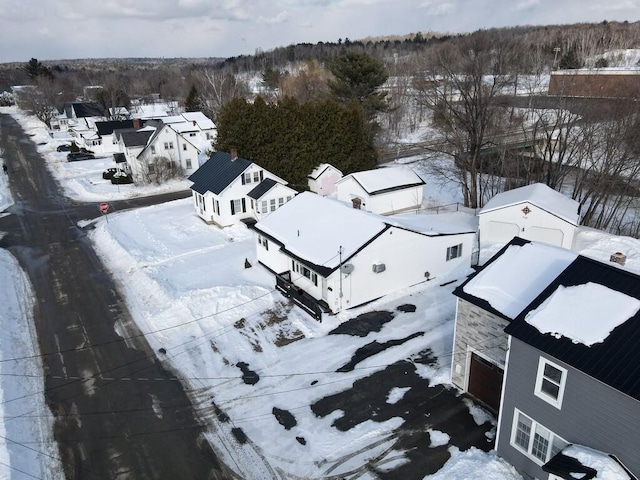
[275,271,323,321]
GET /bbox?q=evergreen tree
[327,51,388,121]
[184,85,200,112]
[24,58,53,80]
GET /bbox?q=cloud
[418,0,455,15]
[515,0,540,10]
[257,11,291,25]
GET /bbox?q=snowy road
[0,113,228,479]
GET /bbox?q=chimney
[230,148,238,161]
[133,118,140,129]
[610,252,626,266]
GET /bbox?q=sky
[0,0,639,63]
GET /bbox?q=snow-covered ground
[3,106,640,478]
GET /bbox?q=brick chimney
[230,148,238,160]
[132,118,140,129]
[610,252,626,266]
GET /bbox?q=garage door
[527,226,564,247]
[468,353,503,412]
[484,221,519,245]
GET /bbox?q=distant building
[548,69,640,99]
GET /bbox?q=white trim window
[293,261,318,286]
[511,409,568,464]
[446,243,463,261]
[534,357,567,409]
[257,235,269,250]
[164,141,174,150]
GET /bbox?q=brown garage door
[468,353,504,412]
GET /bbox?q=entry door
[468,353,504,412]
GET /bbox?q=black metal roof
[65,102,106,118]
[247,178,278,199]
[188,151,252,195]
[117,130,154,148]
[505,253,640,401]
[96,120,135,136]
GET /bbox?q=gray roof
[117,130,154,147]
[247,178,278,200]
[189,151,252,195]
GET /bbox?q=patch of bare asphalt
[311,354,494,479]
[329,310,395,337]
[336,332,425,372]
[236,361,260,385]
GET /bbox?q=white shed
[335,166,425,215]
[479,183,580,250]
[253,192,475,314]
[307,163,343,196]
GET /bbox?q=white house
[254,192,475,315]
[478,183,580,250]
[136,123,204,178]
[308,163,343,196]
[189,150,293,227]
[113,128,155,176]
[335,166,425,215]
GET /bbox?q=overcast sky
[1,0,638,63]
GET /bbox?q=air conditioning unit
[372,263,386,273]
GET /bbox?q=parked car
[67,152,96,162]
[110,172,133,184]
[102,168,126,180]
[57,144,72,152]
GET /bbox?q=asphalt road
[0,114,230,479]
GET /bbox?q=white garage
[479,183,580,250]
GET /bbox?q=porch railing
[275,271,323,321]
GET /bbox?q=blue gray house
[495,251,640,479]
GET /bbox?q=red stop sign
[99,202,109,213]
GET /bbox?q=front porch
[275,271,330,321]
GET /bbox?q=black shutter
[259,170,264,181]
[230,200,235,215]
[241,173,246,185]
[241,198,246,213]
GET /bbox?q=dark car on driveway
[111,171,134,184]
[102,168,126,180]
[57,144,72,152]
[67,152,96,162]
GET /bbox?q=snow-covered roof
[388,211,477,236]
[543,444,634,480]
[181,112,216,130]
[460,240,577,319]
[255,192,389,270]
[337,166,425,195]
[526,282,640,346]
[308,163,343,180]
[480,183,580,225]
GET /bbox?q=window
[206,133,211,140]
[231,199,243,215]
[270,199,276,212]
[261,200,268,214]
[244,172,252,184]
[278,197,284,207]
[446,243,463,261]
[253,171,260,182]
[164,142,174,150]
[148,163,155,174]
[183,144,188,151]
[185,158,192,169]
[286,196,292,202]
[293,262,318,286]
[535,358,567,408]
[258,235,269,250]
[511,410,568,464]
[150,146,156,154]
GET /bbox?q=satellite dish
[340,263,354,274]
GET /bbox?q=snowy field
[3,107,640,478]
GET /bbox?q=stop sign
[99,202,109,214]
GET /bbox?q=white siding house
[254,192,475,315]
[335,166,425,215]
[308,163,343,196]
[136,123,202,177]
[189,151,292,227]
[247,179,298,221]
[479,183,580,250]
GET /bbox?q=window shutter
[241,198,246,213]
[230,200,235,215]
[241,174,245,185]
[259,170,264,181]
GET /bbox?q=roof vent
[610,252,626,266]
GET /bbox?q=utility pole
[553,47,561,70]
[338,245,343,310]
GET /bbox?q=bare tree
[141,154,184,185]
[416,32,518,208]
[14,79,59,128]
[195,69,250,121]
